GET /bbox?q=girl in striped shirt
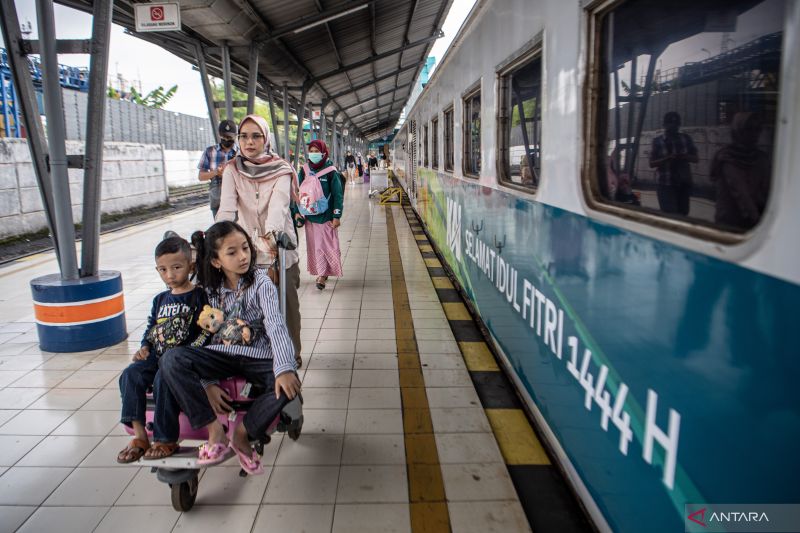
[159,220,301,474]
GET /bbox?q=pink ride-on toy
[122,232,303,512]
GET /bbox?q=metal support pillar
[0,0,60,262]
[266,83,280,154]
[246,43,259,115]
[320,100,327,146]
[79,0,113,277]
[11,82,20,137]
[221,41,234,121]
[282,83,290,161]
[36,0,79,280]
[1,75,9,138]
[195,43,219,142]
[331,111,338,165]
[293,84,308,169]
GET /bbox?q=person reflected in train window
[649,112,698,216]
[606,146,639,205]
[709,112,771,231]
[520,154,535,186]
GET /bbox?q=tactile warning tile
[459,342,500,372]
[441,302,471,321]
[485,409,550,465]
[431,277,453,289]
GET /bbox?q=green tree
[210,80,300,146]
[128,85,178,108]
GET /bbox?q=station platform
[0,183,583,533]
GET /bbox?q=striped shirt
[197,143,237,185]
[204,269,295,377]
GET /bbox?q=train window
[498,49,542,190]
[444,106,454,171]
[423,124,429,167]
[463,89,481,177]
[590,0,785,234]
[431,117,439,169]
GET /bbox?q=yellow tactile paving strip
[386,208,451,532]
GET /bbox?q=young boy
[116,234,207,462]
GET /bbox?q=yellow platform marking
[414,234,428,241]
[442,302,470,321]
[485,409,551,465]
[459,342,499,372]
[388,208,450,532]
[419,244,433,253]
[424,258,442,268]
[431,277,453,289]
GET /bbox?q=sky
[1,0,476,120]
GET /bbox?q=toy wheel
[170,476,198,512]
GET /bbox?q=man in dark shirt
[198,120,238,219]
[649,112,698,216]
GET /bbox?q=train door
[409,120,418,202]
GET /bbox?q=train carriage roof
[56,0,452,141]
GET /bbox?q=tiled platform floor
[0,183,529,533]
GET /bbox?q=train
[391,0,799,530]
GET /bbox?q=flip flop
[196,441,233,466]
[229,441,264,475]
[143,441,179,460]
[116,438,149,464]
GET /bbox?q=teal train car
[392,0,800,530]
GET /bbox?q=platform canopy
[57,0,451,141]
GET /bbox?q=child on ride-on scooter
[158,220,301,475]
[117,234,208,463]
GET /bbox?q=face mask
[308,152,324,164]
[220,139,235,149]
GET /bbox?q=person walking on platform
[198,120,238,219]
[293,139,344,291]
[215,114,303,368]
[344,150,357,182]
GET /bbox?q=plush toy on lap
[196,305,256,346]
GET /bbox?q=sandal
[116,438,149,464]
[315,276,327,290]
[143,441,179,460]
[229,441,264,475]
[196,441,234,466]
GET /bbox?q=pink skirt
[305,221,343,277]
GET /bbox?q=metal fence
[61,90,214,150]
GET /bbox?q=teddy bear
[196,305,255,346]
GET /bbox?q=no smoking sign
[134,3,180,32]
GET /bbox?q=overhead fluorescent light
[293,3,369,35]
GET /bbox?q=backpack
[297,164,336,216]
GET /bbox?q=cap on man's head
[218,119,237,136]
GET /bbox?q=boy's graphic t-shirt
[142,286,207,356]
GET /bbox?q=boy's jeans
[119,353,181,442]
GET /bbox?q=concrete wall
[164,149,204,187]
[0,138,167,239]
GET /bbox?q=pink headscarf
[235,114,299,201]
